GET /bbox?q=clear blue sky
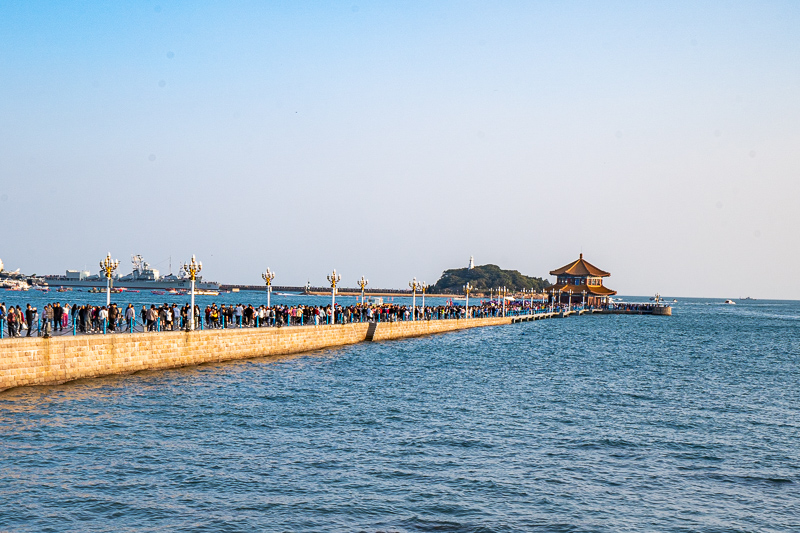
[1,1,798,298]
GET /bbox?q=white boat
[1,279,29,290]
[724,299,736,305]
[194,289,219,296]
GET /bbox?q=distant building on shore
[546,254,617,306]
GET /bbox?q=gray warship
[44,255,220,291]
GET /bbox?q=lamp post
[558,289,563,312]
[418,281,428,315]
[99,253,119,307]
[568,289,573,311]
[464,282,472,319]
[262,268,275,308]
[502,286,507,317]
[582,289,587,309]
[327,269,341,323]
[409,277,418,321]
[182,255,202,330]
[357,276,368,305]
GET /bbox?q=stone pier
[0,316,513,392]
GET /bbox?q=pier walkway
[1,304,671,392]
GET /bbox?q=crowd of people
[0,298,564,338]
[606,302,662,312]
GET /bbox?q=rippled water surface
[1,298,799,532]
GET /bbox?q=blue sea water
[0,298,798,532]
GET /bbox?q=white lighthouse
[468,256,474,270]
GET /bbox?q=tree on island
[430,264,550,294]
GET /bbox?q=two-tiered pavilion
[547,254,617,306]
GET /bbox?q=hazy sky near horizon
[1,1,799,298]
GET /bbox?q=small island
[430,260,550,295]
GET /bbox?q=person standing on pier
[53,303,63,332]
[108,304,118,332]
[7,306,18,337]
[162,305,171,331]
[125,304,135,332]
[42,304,53,338]
[25,304,36,337]
[146,305,157,332]
[98,306,108,332]
[235,304,244,327]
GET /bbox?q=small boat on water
[724,299,736,305]
[165,288,187,295]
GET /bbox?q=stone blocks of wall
[371,316,510,341]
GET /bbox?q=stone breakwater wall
[369,316,509,341]
[0,317,512,392]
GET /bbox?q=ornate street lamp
[327,269,341,323]
[582,289,587,309]
[418,281,428,315]
[568,289,573,311]
[357,276,368,305]
[182,255,202,330]
[409,277,418,321]
[99,252,119,306]
[502,286,507,317]
[464,282,472,319]
[262,268,275,308]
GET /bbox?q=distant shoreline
[304,290,549,299]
